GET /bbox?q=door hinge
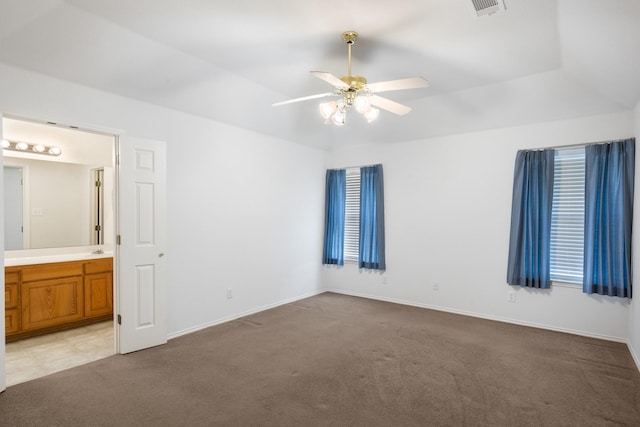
[117,314,122,325]
[94,225,102,231]
[95,179,102,187]
[116,235,121,245]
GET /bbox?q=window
[322,165,386,270]
[344,168,360,263]
[550,147,585,284]
[508,139,634,294]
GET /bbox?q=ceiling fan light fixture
[354,94,371,113]
[319,101,337,119]
[363,107,380,123]
[332,110,346,126]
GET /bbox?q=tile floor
[5,321,115,387]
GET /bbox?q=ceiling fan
[272,31,429,126]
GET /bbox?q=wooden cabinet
[84,258,113,318]
[4,268,20,334]
[5,258,113,341]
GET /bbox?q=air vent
[470,0,506,17]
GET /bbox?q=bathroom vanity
[4,255,113,342]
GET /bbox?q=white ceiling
[0,0,639,149]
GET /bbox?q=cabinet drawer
[5,309,20,334]
[21,261,84,282]
[84,258,113,275]
[5,283,19,309]
[5,269,20,285]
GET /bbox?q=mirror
[2,117,115,250]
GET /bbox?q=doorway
[2,116,168,391]
[2,117,116,386]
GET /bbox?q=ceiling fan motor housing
[342,31,358,44]
[339,75,367,105]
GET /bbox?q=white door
[0,113,6,392]
[117,136,167,354]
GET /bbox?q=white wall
[325,111,635,342]
[0,63,326,338]
[629,101,640,367]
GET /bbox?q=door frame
[1,115,129,391]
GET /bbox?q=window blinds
[550,147,585,283]
[344,168,360,263]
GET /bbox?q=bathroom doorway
[2,116,117,386]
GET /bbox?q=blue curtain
[359,165,386,270]
[583,139,635,298]
[507,149,555,288]
[322,169,346,265]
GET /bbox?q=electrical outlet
[227,288,233,299]
[433,281,440,291]
[508,290,516,303]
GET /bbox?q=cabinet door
[21,277,84,331]
[5,284,19,309]
[84,272,113,318]
[5,309,20,334]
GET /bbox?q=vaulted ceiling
[1,0,639,149]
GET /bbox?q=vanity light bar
[1,139,62,156]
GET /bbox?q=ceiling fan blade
[369,95,412,116]
[310,71,350,89]
[272,92,336,107]
[366,77,429,93]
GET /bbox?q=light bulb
[1,139,10,148]
[332,110,346,126]
[16,141,29,151]
[319,102,337,119]
[33,144,46,153]
[49,146,62,156]
[363,107,379,123]
[354,95,370,113]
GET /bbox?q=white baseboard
[628,341,640,373]
[167,289,325,341]
[326,288,628,344]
